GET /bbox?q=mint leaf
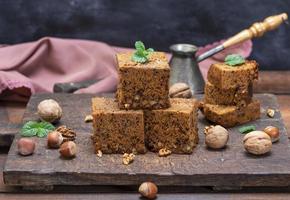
[239,125,256,134]
[131,41,154,63]
[21,121,55,138]
[147,48,154,53]
[225,54,245,66]
[135,41,145,52]
[132,53,148,63]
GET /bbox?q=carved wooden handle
[223,13,288,48]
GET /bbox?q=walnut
[204,125,229,149]
[56,125,76,142]
[37,99,62,123]
[158,148,172,157]
[122,153,135,165]
[169,83,192,98]
[243,131,272,155]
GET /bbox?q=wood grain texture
[2,193,290,200]
[3,93,290,188]
[254,71,290,94]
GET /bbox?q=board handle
[222,13,288,48]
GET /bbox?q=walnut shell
[243,131,272,155]
[204,125,229,149]
[37,99,62,123]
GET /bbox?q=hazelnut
[243,131,272,155]
[59,141,76,158]
[138,182,158,199]
[47,131,63,149]
[264,126,279,143]
[169,83,192,98]
[204,125,229,149]
[37,99,62,123]
[18,138,35,156]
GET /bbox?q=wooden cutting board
[4,93,290,189]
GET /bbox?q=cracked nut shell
[243,131,272,155]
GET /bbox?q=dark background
[0,0,289,70]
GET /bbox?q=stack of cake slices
[91,52,199,155]
[201,60,261,127]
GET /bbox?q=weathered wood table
[3,93,290,190]
[1,71,290,199]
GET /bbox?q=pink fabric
[0,37,252,102]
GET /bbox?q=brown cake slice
[144,98,198,154]
[201,100,260,128]
[204,81,252,107]
[116,52,170,110]
[91,97,146,154]
[207,60,258,89]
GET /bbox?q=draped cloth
[0,37,252,102]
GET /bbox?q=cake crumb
[122,153,135,165]
[158,148,172,157]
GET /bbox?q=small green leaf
[131,40,154,63]
[147,48,154,52]
[135,41,145,52]
[132,53,148,63]
[239,125,256,134]
[21,121,55,138]
[225,54,245,66]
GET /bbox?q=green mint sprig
[225,54,245,66]
[21,121,55,137]
[131,41,154,63]
[239,125,256,134]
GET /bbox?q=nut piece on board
[18,138,35,156]
[139,182,158,199]
[37,99,62,123]
[158,148,172,157]
[122,153,135,165]
[169,83,192,98]
[204,125,229,149]
[267,108,275,118]
[56,126,76,142]
[243,131,272,155]
[96,150,103,157]
[84,115,93,123]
